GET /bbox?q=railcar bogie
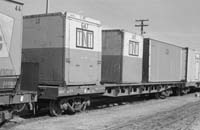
[47,96,90,116]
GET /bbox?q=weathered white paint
[0,13,14,57]
[187,49,200,82]
[65,12,101,52]
[123,31,143,58]
[0,0,23,76]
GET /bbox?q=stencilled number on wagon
[132,34,136,40]
[81,23,88,29]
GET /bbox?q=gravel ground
[3,94,200,130]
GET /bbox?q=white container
[0,0,23,89]
[187,48,200,84]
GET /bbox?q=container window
[76,28,94,49]
[129,41,139,56]
[0,32,3,50]
[77,29,82,47]
[88,31,93,49]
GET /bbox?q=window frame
[0,32,3,50]
[128,40,139,56]
[76,28,94,49]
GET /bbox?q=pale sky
[20,0,200,49]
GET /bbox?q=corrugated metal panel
[142,39,150,82]
[147,39,186,82]
[21,62,39,91]
[22,14,65,86]
[101,30,123,83]
[0,0,23,89]
[22,48,64,85]
[187,49,200,82]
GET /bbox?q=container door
[21,63,39,91]
[65,18,101,85]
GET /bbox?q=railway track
[0,93,199,130]
[105,99,200,130]
[0,94,171,129]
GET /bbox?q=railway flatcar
[22,12,104,116]
[102,34,191,97]
[0,0,37,123]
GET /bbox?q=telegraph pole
[46,0,49,14]
[135,19,149,35]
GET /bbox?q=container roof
[24,12,101,25]
[145,38,186,49]
[5,0,24,5]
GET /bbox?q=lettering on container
[132,34,136,40]
[81,23,88,29]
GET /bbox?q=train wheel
[163,89,172,97]
[13,103,28,116]
[159,91,166,99]
[49,100,62,116]
[59,97,90,114]
[175,88,182,96]
[73,99,89,112]
[182,88,190,95]
[155,92,166,99]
